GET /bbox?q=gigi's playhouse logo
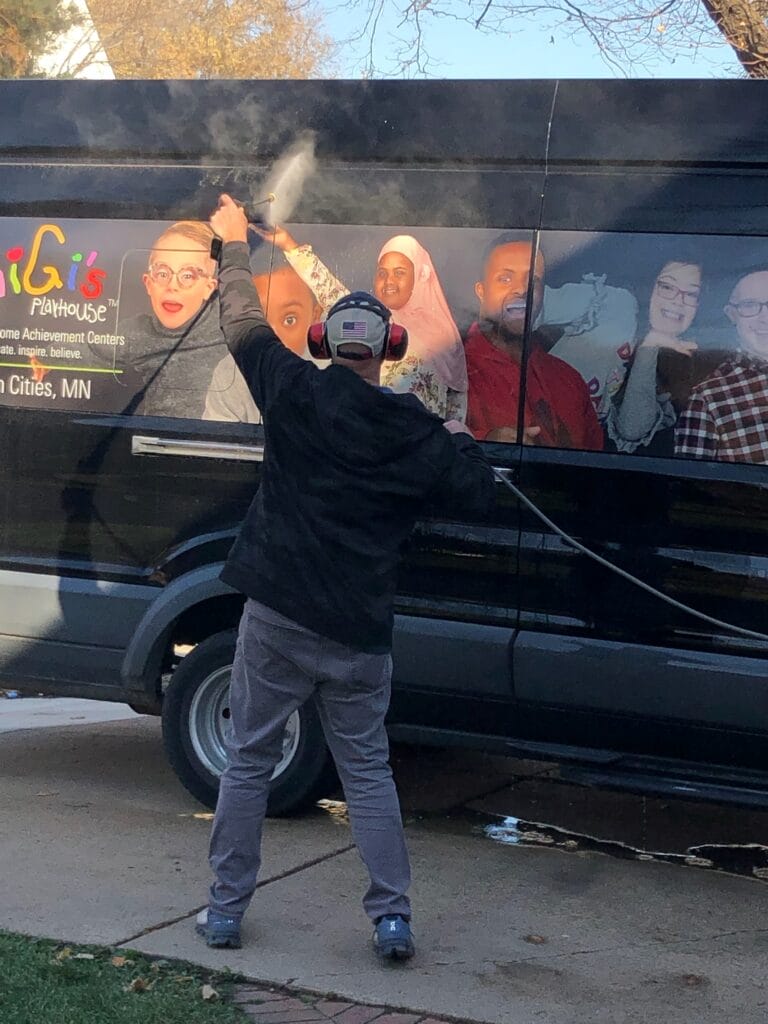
[1,223,110,322]
[0,221,123,403]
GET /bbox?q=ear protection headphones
[307,291,409,362]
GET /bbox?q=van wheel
[161,630,336,815]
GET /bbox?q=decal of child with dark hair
[249,225,468,421]
[203,243,323,423]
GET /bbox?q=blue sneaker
[195,908,242,949]
[373,915,415,960]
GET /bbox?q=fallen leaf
[174,975,195,984]
[55,948,72,961]
[111,956,131,968]
[201,984,219,1001]
[524,934,548,945]
[72,953,96,960]
[125,977,152,993]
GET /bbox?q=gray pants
[208,598,412,923]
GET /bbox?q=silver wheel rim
[188,665,301,781]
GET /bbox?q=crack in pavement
[473,925,768,967]
[115,842,356,946]
[304,926,768,977]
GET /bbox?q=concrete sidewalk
[0,695,138,732]
[1,706,767,1023]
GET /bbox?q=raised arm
[607,344,677,453]
[253,223,347,312]
[211,196,306,412]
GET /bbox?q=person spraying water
[195,194,495,959]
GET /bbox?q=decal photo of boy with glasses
[119,220,226,418]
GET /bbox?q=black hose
[493,468,768,645]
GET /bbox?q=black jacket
[218,242,495,652]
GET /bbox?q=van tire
[161,630,336,815]
[128,700,161,716]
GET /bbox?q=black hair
[248,235,289,278]
[646,249,705,299]
[633,249,706,341]
[481,231,535,273]
[481,233,548,288]
[654,248,704,277]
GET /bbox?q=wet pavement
[390,743,768,885]
[467,765,768,882]
[2,700,767,1022]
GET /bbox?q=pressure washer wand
[210,193,276,262]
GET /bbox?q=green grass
[0,931,248,1024]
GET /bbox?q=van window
[509,231,768,466]
[2,215,544,431]
[118,220,534,426]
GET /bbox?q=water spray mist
[209,133,316,261]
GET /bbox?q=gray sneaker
[195,907,242,949]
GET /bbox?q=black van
[1,79,767,812]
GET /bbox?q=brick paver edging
[232,983,468,1024]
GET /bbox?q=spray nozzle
[244,193,276,232]
[210,192,277,262]
[246,193,277,220]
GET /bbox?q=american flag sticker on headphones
[341,320,368,339]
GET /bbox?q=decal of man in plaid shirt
[675,270,768,464]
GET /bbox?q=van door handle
[131,434,265,463]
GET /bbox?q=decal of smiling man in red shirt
[465,233,604,451]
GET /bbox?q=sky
[38,0,743,81]
[319,1,741,80]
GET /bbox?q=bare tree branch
[332,0,765,77]
[475,0,495,27]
